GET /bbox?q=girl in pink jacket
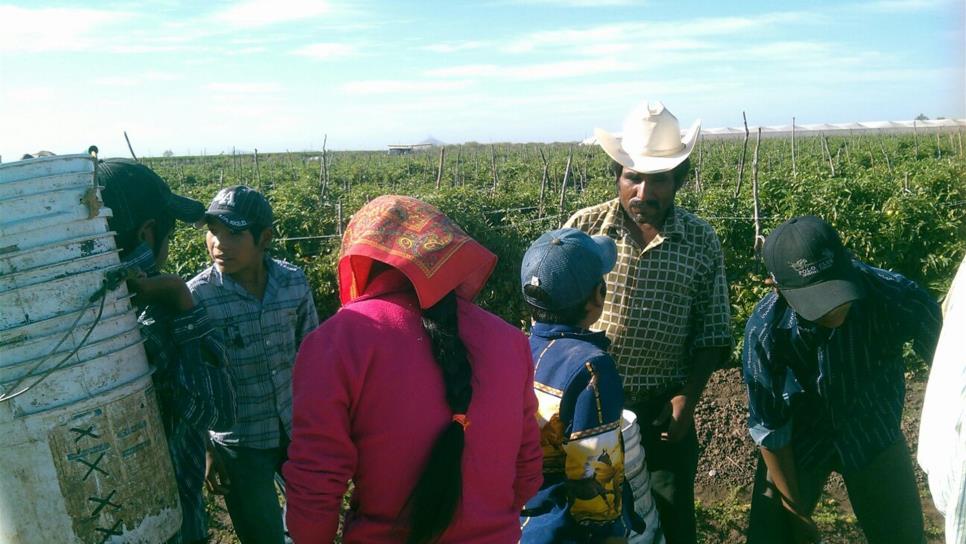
[283,195,543,543]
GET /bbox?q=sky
[0,0,963,158]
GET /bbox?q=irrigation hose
[0,265,135,403]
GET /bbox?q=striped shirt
[918,255,966,544]
[125,242,237,543]
[189,257,319,449]
[742,261,941,471]
[565,199,732,399]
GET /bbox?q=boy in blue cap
[519,227,660,543]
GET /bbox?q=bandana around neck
[338,195,497,309]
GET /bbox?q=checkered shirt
[565,198,732,400]
[188,257,319,449]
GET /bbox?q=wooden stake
[123,131,139,162]
[791,116,796,176]
[490,145,499,191]
[435,146,445,190]
[538,147,549,216]
[821,134,835,176]
[935,130,942,159]
[454,145,462,186]
[253,148,261,188]
[558,146,574,226]
[734,111,750,199]
[319,134,329,199]
[695,133,703,192]
[913,120,920,158]
[877,138,894,174]
[752,127,764,254]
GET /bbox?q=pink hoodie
[284,270,543,543]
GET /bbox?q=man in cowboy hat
[565,101,732,544]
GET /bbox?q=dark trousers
[630,397,700,544]
[211,437,289,544]
[746,438,925,544]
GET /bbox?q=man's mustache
[629,199,660,211]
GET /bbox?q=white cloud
[340,80,473,95]
[0,5,134,53]
[501,0,642,5]
[210,0,332,28]
[292,42,356,60]
[204,82,284,94]
[858,0,952,11]
[422,41,488,53]
[94,71,183,87]
[500,12,815,54]
[427,58,636,80]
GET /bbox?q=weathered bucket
[622,410,665,544]
[0,155,181,543]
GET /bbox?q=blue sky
[0,0,963,158]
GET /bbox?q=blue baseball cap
[521,228,617,311]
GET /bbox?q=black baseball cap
[98,158,205,233]
[763,215,866,322]
[521,228,617,311]
[205,186,273,231]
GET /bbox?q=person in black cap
[188,185,318,544]
[98,158,236,544]
[742,215,942,544]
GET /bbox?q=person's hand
[652,394,694,443]
[205,447,231,495]
[786,508,820,544]
[128,273,194,312]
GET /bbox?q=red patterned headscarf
[338,195,497,309]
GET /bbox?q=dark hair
[405,291,473,544]
[523,282,604,325]
[610,157,692,188]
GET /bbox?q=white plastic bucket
[0,155,181,543]
[622,410,665,544]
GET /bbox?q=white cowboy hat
[595,101,701,174]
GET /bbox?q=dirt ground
[206,366,944,544]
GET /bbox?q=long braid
[405,291,473,544]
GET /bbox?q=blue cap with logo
[763,215,865,321]
[521,228,617,311]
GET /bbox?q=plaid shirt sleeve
[742,296,794,450]
[690,227,733,352]
[141,304,237,432]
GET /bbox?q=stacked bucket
[623,409,665,544]
[0,155,180,542]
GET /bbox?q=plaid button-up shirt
[565,199,732,400]
[189,257,319,449]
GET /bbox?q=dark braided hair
[404,291,473,544]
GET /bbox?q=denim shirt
[742,261,941,471]
[522,322,641,542]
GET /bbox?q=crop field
[147,129,965,543]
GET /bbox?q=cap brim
[780,276,866,322]
[591,235,617,276]
[595,118,701,174]
[166,193,205,224]
[205,211,252,231]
